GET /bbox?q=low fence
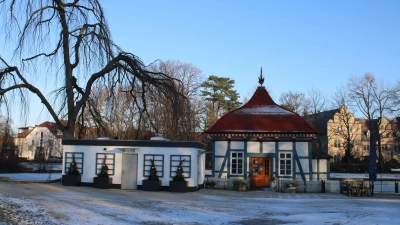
[204,176,400,193]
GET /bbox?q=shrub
[173,159,186,181]
[67,154,80,176]
[147,159,159,180]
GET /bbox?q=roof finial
[258,67,264,86]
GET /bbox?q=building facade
[16,121,63,160]
[205,85,331,190]
[304,106,399,163]
[62,137,207,191]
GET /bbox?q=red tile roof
[205,87,317,134]
[17,121,63,138]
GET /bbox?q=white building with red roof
[205,74,331,191]
[16,121,63,160]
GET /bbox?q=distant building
[304,105,399,163]
[16,121,64,160]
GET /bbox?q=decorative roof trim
[207,133,316,141]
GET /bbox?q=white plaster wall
[247,141,260,153]
[319,159,327,173]
[63,145,202,187]
[296,142,308,157]
[231,141,244,150]
[197,154,205,185]
[18,126,63,160]
[263,142,275,153]
[312,160,318,173]
[273,158,275,172]
[319,174,328,180]
[279,142,292,150]
[215,141,228,156]
[135,146,198,187]
[300,158,310,173]
[295,174,310,181]
[214,157,224,173]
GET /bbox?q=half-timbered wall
[212,140,326,183]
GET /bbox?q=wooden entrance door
[250,157,271,187]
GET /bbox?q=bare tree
[390,80,400,117]
[347,73,393,170]
[279,91,309,116]
[303,87,330,154]
[0,0,181,139]
[147,60,205,140]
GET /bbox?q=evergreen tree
[201,75,241,129]
[67,154,80,176]
[98,155,109,178]
[147,159,159,180]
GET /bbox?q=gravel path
[1,180,400,224]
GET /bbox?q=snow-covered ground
[0,174,400,224]
[0,173,62,182]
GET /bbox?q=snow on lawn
[0,173,62,182]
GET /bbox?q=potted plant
[204,180,216,189]
[62,154,81,186]
[169,159,187,192]
[232,178,241,191]
[282,179,298,193]
[142,159,161,191]
[93,155,112,189]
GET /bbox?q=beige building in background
[304,105,399,163]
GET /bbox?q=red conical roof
[205,86,317,134]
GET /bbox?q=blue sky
[101,0,400,101]
[4,0,400,129]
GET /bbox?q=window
[350,140,354,149]
[264,159,270,176]
[32,140,34,146]
[332,155,341,163]
[231,151,243,175]
[95,153,115,175]
[64,152,84,174]
[143,154,164,177]
[279,153,292,175]
[336,126,342,132]
[334,139,341,148]
[170,155,191,178]
[349,126,353,132]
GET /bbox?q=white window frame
[231,151,244,175]
[279,153,292,175]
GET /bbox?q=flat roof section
[62,139,207,150]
